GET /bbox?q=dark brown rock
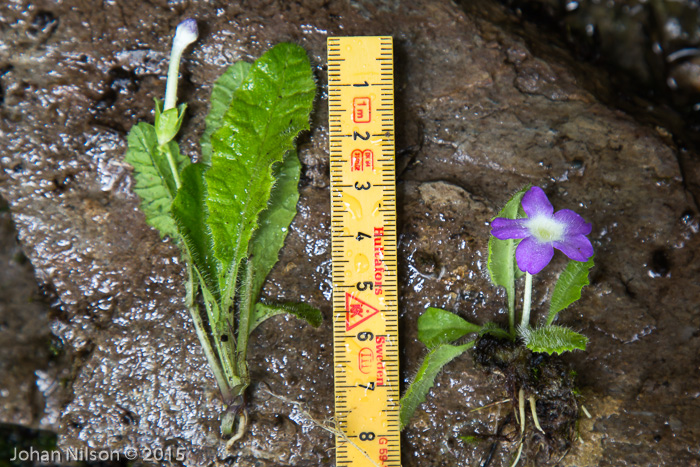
[1,0,699,466]
[0,197,70,430]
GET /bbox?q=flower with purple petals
[491,186,593,274]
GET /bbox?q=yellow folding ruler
[327,36,401,467]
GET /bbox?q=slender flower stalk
[521,272,533,328]
[165,150,182,189]
[164,19,198,110]
[158,19,198,190]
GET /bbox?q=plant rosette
[400,186,595,466]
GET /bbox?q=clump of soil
[472,334,579,466]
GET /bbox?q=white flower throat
[527,215,564,243]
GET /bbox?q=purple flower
[491,186,593,274]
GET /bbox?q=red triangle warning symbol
[345,292,381,331]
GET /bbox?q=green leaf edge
[487,186,529,289]
[248,149,302,300]
[124,122,190,239]
[171,162,222,302]
[478,322,512,340]
[417,307,481,349]
[399,342,473,431]
[200,61,252,165]
[547,255,595,325]
[250,301,323,333]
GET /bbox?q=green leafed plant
[400,185,595,461]
[124,19,321,445]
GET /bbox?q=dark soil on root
[472,334,579,466]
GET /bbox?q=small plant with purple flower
[400,186,595,465]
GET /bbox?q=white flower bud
[164,18,199,110]
[172,18,198,54]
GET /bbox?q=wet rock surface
[0,1,699,466]
[0,196,68,431]
[495,0,700,121]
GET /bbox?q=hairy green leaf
[248,150,301,299]
[205,43,316,306]
[171,163,221,301]
[487,186,528,330]
[200,62,252,165]
[547,256,595,325]
[520,325,588,355]
[400,342,473,430]
[124,122,190,238]
[250,301,323,333]
[418,307,481,349]
[478,322,513,340]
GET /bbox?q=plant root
[222,392,249,450]
[469,398,511,413]
[581,404,592,419]
[509,441,524,467]
[473,334,579,466]
[529,395,544,433]
[263,389,382,467]
[225,407,248,450]
[518,388,526,434]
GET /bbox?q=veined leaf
[418,307,481,349]
[124,122,190,238]
[520,325,588,355]
[200,62,252,165]
[400,342,473,430]
[250,301,323,333]
[248,150,301,299]
[171,163,221,301]
[487,186,528,328]
[547,256,595,325]
[205,43,316,306]
[172,61,258,326]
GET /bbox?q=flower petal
[491,218,529,240]
[521,186,554,218]
[553,209,592,236]
[553,234,594,262]
[515,236,554,274]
